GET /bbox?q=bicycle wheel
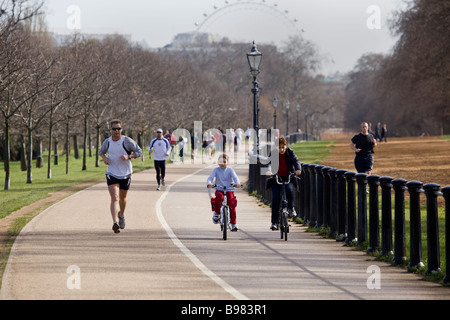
[222,207,228,240]
[283,210,289,241]
[279,210,284,239]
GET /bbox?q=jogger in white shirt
[100,119,143,233]
[148,128,171,190]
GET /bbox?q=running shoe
[112,222,120,233]
[118,212,125,229]
[288,209,297,218]
[156,185,161,191]
[270,224,279,231]
[212,213,220,224]
[161,179,165,186]
[231,224,239,232]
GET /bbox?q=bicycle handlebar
[207,183,243,189]
[274,173,296,185]
[207,184,242,199]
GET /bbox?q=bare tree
[0,0,44,189]
[14,29,56,183]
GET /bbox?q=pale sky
[43,0,408,75]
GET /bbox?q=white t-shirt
[100,136,142,179]
[148,138,171,161]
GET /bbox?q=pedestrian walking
[149,128,171,190]
[381,123,388,142]
[177,136,185,163]
[350,122,377,174]
[374,122,382,142]
[99,119,143,233]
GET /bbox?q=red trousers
[212,190,237,224]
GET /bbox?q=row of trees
[2,0,447,191]
[1,1,344,190]
[344,0,449,136]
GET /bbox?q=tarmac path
[1,162,450,300]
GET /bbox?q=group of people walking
[371,122,388,143]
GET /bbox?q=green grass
[0,150,154,219]
[290,140,335,164]
[441,135,450,141]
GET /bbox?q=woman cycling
[265,137,302,231]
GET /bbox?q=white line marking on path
[155,167,249,300]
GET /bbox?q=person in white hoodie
[148,128,171,190]
[207,154,241,231]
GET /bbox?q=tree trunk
[54,140,59,165]
[20,135,27,172]
[47,109,54,178]
[95,124,101,167]
[65,121,70,174]
[3,118,10,190]
[36,138,44,168]
[73,134,79,159]
[26,128,33,184]
[82,116,87,171]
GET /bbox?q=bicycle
[208,184,240,240]
[274,173,296,241]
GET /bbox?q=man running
[148,128,171,190]
[100,119,143,233]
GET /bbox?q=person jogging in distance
[148,128,171,190]
[100,119,143,233]
[350,122,377,174]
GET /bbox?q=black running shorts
[106,174,131,190]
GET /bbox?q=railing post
[367,175,380,252]
[328,168,338,238]
[345,171,357,244]
[442,186,450,283]
[336,169,348,241]
[309,164,317,228]
[392,178,407,265]
[356,173,368,246]
[315,165,324,228]
[406,180,424,270]
[303,164,311,224]
[299,163,306,222]
[423,183,441,275]
[322,167,331,228]
[379,176,394,256]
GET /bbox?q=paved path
[1,163,450,300]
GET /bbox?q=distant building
[50,32,132,46]
[164,32,217,49]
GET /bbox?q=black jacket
[264,147,302,188]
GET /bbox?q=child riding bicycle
[265,137,302,231]
[207,154,241,232]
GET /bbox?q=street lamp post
[272,97,278,129]
[296,104,300,132]
[285,100,290,136]
[304,110,308,141]
[246,41,262,194]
